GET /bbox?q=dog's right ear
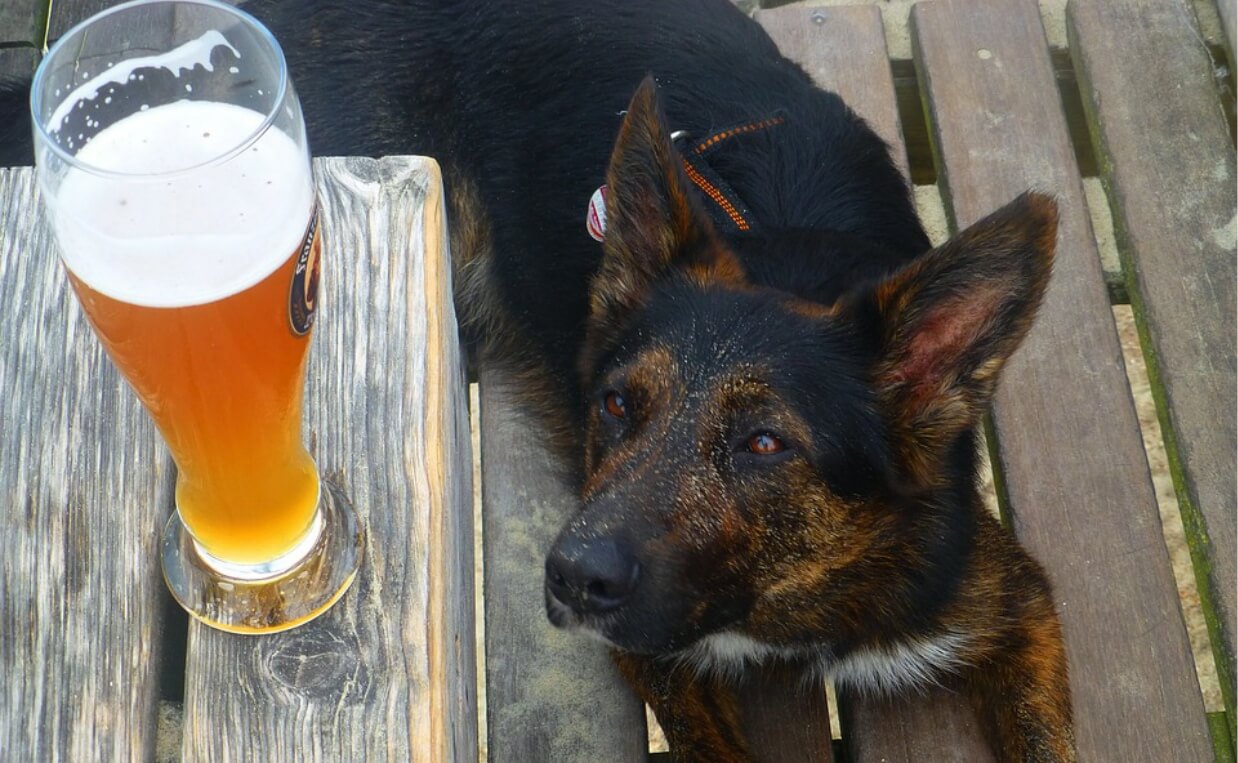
[845,192,1058,489]
[589,76,735,324]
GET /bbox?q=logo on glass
[289,208,321,336]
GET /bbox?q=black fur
[245,0,930,413]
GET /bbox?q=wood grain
[841,687,994,763]
[0,46,38,89]
[47,0,242,40]
[737,663,832,763]
[47,0,109,39]
[477,371,648,762]
[0,49,38,168]
[757,3,908,177]
[0,0,44,46]
[1068,0,1237,737]
[181,156,478,762]
[912,0,1214,760]
[1217,0,1237,65]
[0,167,170,758]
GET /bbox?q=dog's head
[544,77,1057,655]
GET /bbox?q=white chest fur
[685,630,971,695]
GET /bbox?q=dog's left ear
[849,192,1058,488]
[589,76,734,323]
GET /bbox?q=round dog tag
[586,184,607,242]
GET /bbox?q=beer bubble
[104,97,112,104]
[229,66,239,74]
[140,104,150,111]
[186,84,193,92]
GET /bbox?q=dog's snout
[545,536,640,615]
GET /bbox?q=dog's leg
[613,651,753,763]
[965,587,1075,762]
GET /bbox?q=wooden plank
[0,45,37,83]
[0,48,37,168]
[737,664,832,763]
[0,0,45,46]
[911,1,1214,761]
[840,206,990,754]
[0,167,169,757]
[841,687,993,763]
[48,0,241,40]
[751,8,929,759]
[47,0,110,40]
[478,371,648,762]
[1218,0,1236,66]
[757,4,908,177]
[1069,0,1237,738]
[182,157,478,762]
[760,7,985,756]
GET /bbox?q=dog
[3,0,1075,758]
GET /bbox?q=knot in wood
[264,625,368,703]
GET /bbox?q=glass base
[161,480,363,634]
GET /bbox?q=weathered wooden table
[0,156,478,760]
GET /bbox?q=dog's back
[245,0,927,425]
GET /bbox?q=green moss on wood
[1067,9,1237,744]
[1210,711,1235,763]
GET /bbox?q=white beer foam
[48,30,240,135]
[51,100,315,307]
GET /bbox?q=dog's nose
[545,535,640,614]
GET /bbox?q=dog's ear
[850,192,1058,488]
[589,76,734,322]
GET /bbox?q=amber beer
[51,99,323,566]
[35,0,361,632]
[67,237,321,565]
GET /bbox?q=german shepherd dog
[1,0,1074,759]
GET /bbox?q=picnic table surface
[1,0,1235,761]
[0,156,478,760]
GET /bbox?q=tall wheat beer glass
[32,0,362,633]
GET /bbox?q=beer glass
[31,0,362,633]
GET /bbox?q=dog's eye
[603,391,627,419]
[746,432,785,455]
